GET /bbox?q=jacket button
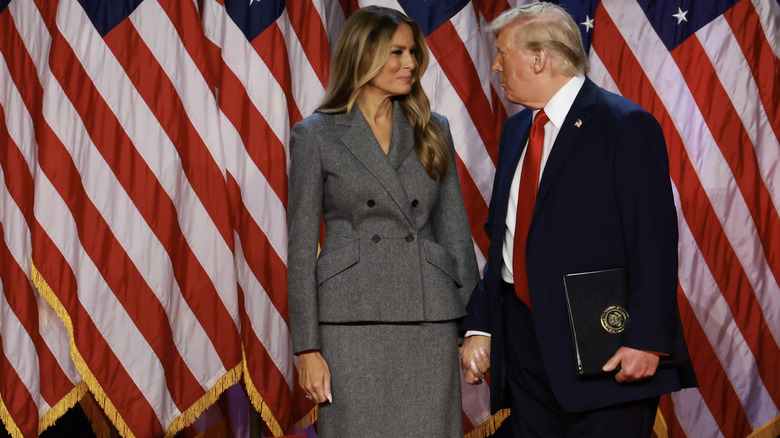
[411,199,419,207]
[367,200,375,207]
[406,234,414,242]
[372,235,381,243]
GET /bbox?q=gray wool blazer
[287,101,479,354]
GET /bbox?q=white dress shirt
[500,75,585,283]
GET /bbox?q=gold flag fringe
[0,395,23,438]
[39,381,88,434]
[748,414,780,438]
[652,407,668,438]
[465,408,510,438]
[32,262,137,438]
[293,406,317,434]
[165,364,242,438]
[80,392,113,438]
[33,262,251,438]
[0,361,86,437]
[242,347,284,437]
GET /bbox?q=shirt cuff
[465,330,491,338]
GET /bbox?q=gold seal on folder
[600,305,629,334]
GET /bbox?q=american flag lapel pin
[574,119,582,128]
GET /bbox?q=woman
[287,6,479,437]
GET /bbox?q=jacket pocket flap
[422,240,462,287]
[316,239,359,286]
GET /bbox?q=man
[459,4,697,437]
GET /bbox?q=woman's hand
[459,335,491,385]
[298,351,332,404]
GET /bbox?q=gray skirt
[317,320,463,438]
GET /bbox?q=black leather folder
[563,268,689,377]
[563,268,630,376]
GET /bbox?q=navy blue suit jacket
[462,78,696,413]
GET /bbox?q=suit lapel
[337,103,414,224]
[387,101,414,170]
[495,112,533,228]
[533,79,598,218]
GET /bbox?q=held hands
[298,351,332,404]
[602,346,661,383]
[459,335,491,385]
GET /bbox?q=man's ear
[533,49,547,74]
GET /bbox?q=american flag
[1,0,778,438]
[200,0,326,433]
[3,0,247,435]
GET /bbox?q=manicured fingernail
[470,360,478,372]
[478,347,486,356]
[327,393,333,403]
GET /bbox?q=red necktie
[513,110,548,309]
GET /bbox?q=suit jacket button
[406,234,414,242]
[372,235,381,243]
[411,199,419,207]
[367,199,376,207]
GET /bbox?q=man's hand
[459,335,491,385]
[298,351,332,403]
[602,346,661,383]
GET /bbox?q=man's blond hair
[486,3,589,76]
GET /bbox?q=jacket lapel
[533,78,598,218]
[496,112,533,227]
[337,103,414,224]
[387,101,414,170]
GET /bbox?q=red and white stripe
[1,1,83,436]
[201,0,329,433]
[15,0,244,435]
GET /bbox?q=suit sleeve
[460,113,522,334]
[287,120,324,354]
[430,115,480,308]
[614,109,679,354]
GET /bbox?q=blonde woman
[286,6,479,437]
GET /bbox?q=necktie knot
[533,110,549,128]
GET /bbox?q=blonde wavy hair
[317,6,448,180]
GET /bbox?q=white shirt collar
[538,75,585,129]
